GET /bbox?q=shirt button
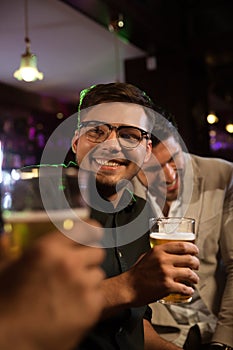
[118,250,122,258]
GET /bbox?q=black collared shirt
[76,191,153,350]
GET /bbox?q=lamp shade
[14,50,43,82]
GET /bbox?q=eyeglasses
[79,121,150,149]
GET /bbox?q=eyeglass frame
[78,121,150,149]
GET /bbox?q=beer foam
[150,232,195,241]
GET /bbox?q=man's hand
[128,241,199,305]
[99,241,199,319]
[0,220,105,350]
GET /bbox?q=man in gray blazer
[135,116,233,350]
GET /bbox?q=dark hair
[79,82,155,110]
[150,107,180,147]
[77,82,156,130]
[77,82,179,146]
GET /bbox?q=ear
[143,139,152,163]
[71,130,79,153]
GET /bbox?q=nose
[104,128,121,151]
[163,163,176,183]
[107,127,117,140]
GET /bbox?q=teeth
[96,159,120,167]
[167,180,176,188]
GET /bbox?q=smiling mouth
[95,158,128,168]
[166,178,178,191]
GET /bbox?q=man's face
[138,136,185,202]
[72,102,152,197]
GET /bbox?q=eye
[169,152,180,164]
[86,125,107,140]
[89,126,102,134]
[120,128,141,141]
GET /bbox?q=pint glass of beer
[0,166,90,260]
[149,217,195,304]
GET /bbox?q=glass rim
[150,217,195,224]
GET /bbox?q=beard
[95,173,128,200]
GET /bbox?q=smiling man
[136,116,190,218]
[136,112,233,350]
[74,101,151,201]
[71,83,200,350]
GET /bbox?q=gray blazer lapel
[186,177,204,236]
[183,154,205,236]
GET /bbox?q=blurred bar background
[0,0,232,170]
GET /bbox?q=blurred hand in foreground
[0,219,105,350]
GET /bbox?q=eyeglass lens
[81,122,145,148]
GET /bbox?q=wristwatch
[209,344,232,350]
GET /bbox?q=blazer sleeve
[212,167,233,347]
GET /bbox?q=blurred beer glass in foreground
[0,166,89,260]
[150,217,195,304]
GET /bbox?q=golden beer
[0,166,90,262]
[149,217,195,304]
[2,208,89,260]
[150,231,195,247]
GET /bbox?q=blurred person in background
[136,110,233,350]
